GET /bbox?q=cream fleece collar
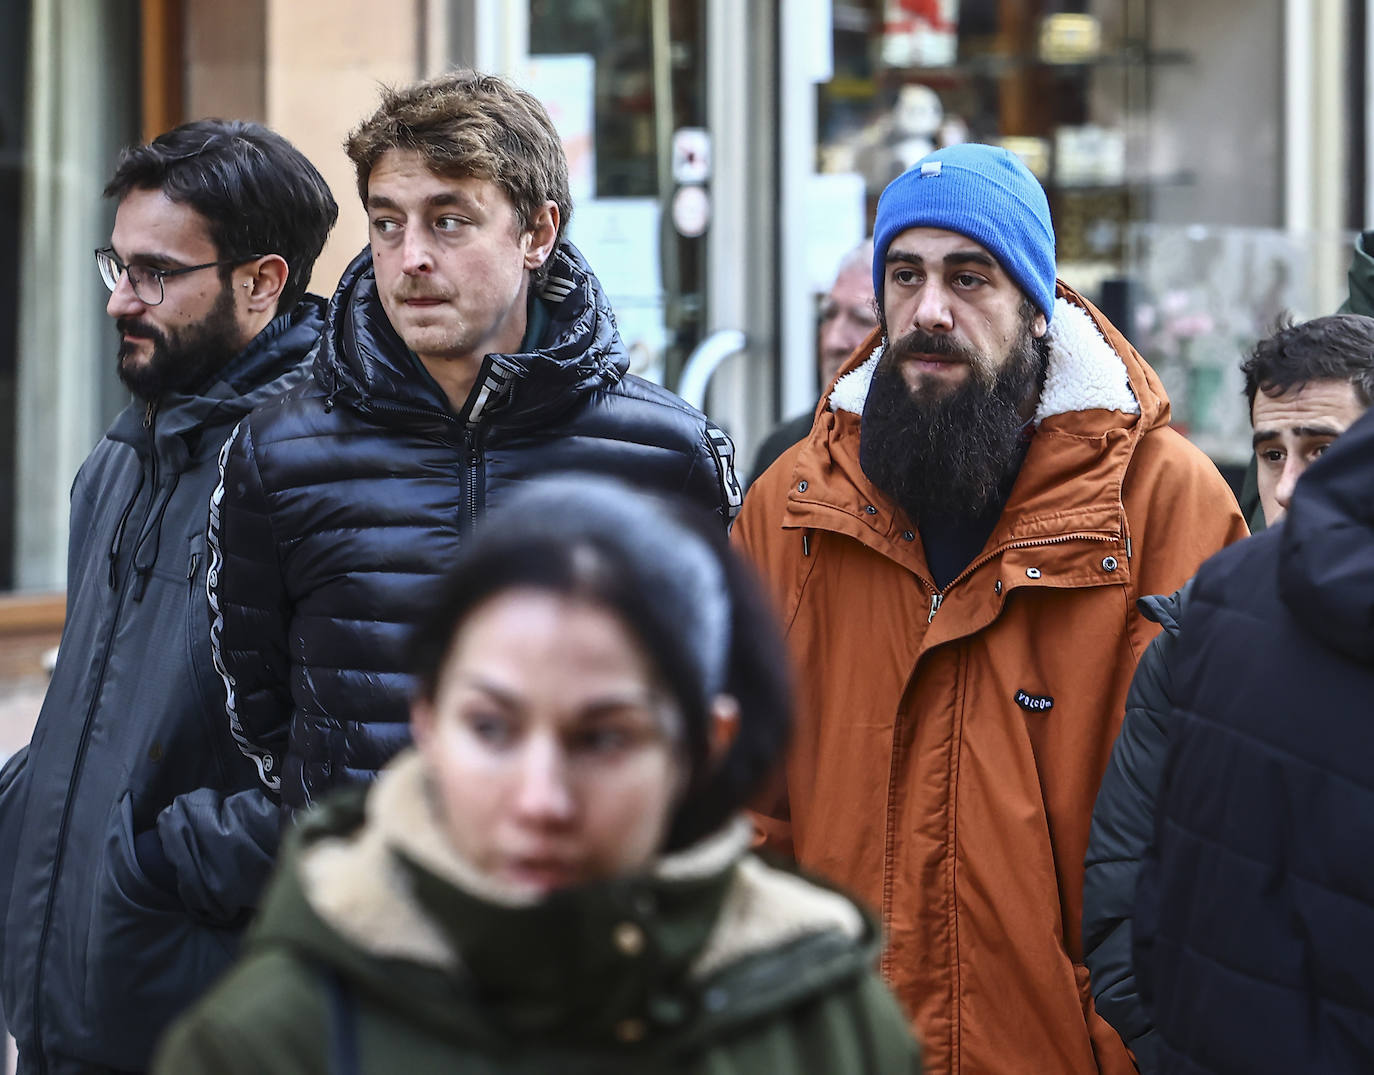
[829,296,1140,424]
[299,750,864,980]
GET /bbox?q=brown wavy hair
[345,70,571,250]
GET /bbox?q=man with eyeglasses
[0,119,337,1074]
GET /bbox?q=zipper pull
[143,400,157,428]
[928,593,943,623]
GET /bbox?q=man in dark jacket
[0,121,337,1074]
[1129,400,1374,1073]
[208,71,740,817]
[1083,313,1374,1069]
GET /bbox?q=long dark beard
[116,281,243,400]
[859,323,1048,524]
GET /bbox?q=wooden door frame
[141,0,184,141]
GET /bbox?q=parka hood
[778,283,1176,581]
[1339,230,1374,318]
[828,284,1157,429]
[1279,404,1374,662]
[313,240,629,429]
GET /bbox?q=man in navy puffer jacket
[208,71,741,821]
[1128,398,1374,1072]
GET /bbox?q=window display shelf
[817,2,1183,278]
[874,47,1191,81]
[1052,170,1195,192]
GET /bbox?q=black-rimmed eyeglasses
[94,247,263,307]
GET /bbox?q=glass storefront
[2,0,139,592]
[0,3,31,590]
[1,0,1369,594]
[810,0,1359,470]
[526,0,711,389]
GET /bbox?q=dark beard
[859,324,1048,525]
[116,282,243,400]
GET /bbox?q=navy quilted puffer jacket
[208,241,739,812]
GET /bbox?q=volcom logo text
[1014,690,1054,713]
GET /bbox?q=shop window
[4,0,139,591]
[815,0,1354,468]
[527,0,709,389]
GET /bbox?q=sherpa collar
[298,750,863,983]
[829,296,1141,424]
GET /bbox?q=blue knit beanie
[872,144,1057,322]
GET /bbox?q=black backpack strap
[320,967,360,1075]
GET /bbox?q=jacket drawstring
[107,468,146,588]
[321,364,339,414]
[130,471,182,602]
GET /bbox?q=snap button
[615,1018,647,1043]
[1102,556,1118,572]
[797,480,808,492]
[902,530,915,542]
[864,504,878,515]
[1026,567,1042,579]
[613,922,645,956]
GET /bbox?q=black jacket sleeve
[208,418,292,798]
[1082,581,1192,1071]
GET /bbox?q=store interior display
[814,0,1310,461]
[819,0,1185,279]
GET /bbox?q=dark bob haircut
[1242,313,1374,411]
[104,119,338,313]
[408,476,792,852]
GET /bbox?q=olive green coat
[154,752,920,1074]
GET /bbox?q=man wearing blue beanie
[736,143,1249,1074]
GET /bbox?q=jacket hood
[1339,230,1374,318]
[314,240,629,428]
[780,284,1171,572]
[106,296,323,468]
[1279,404,1374,661]
[249,751,871,1047]
[828,285,1157,429]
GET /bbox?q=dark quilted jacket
[1133,405,1374,1073]
[208,242,740,811]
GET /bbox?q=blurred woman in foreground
[155,478,920,1074]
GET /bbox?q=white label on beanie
[920,161,942,177]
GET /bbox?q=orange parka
[734,285,1248,1075]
